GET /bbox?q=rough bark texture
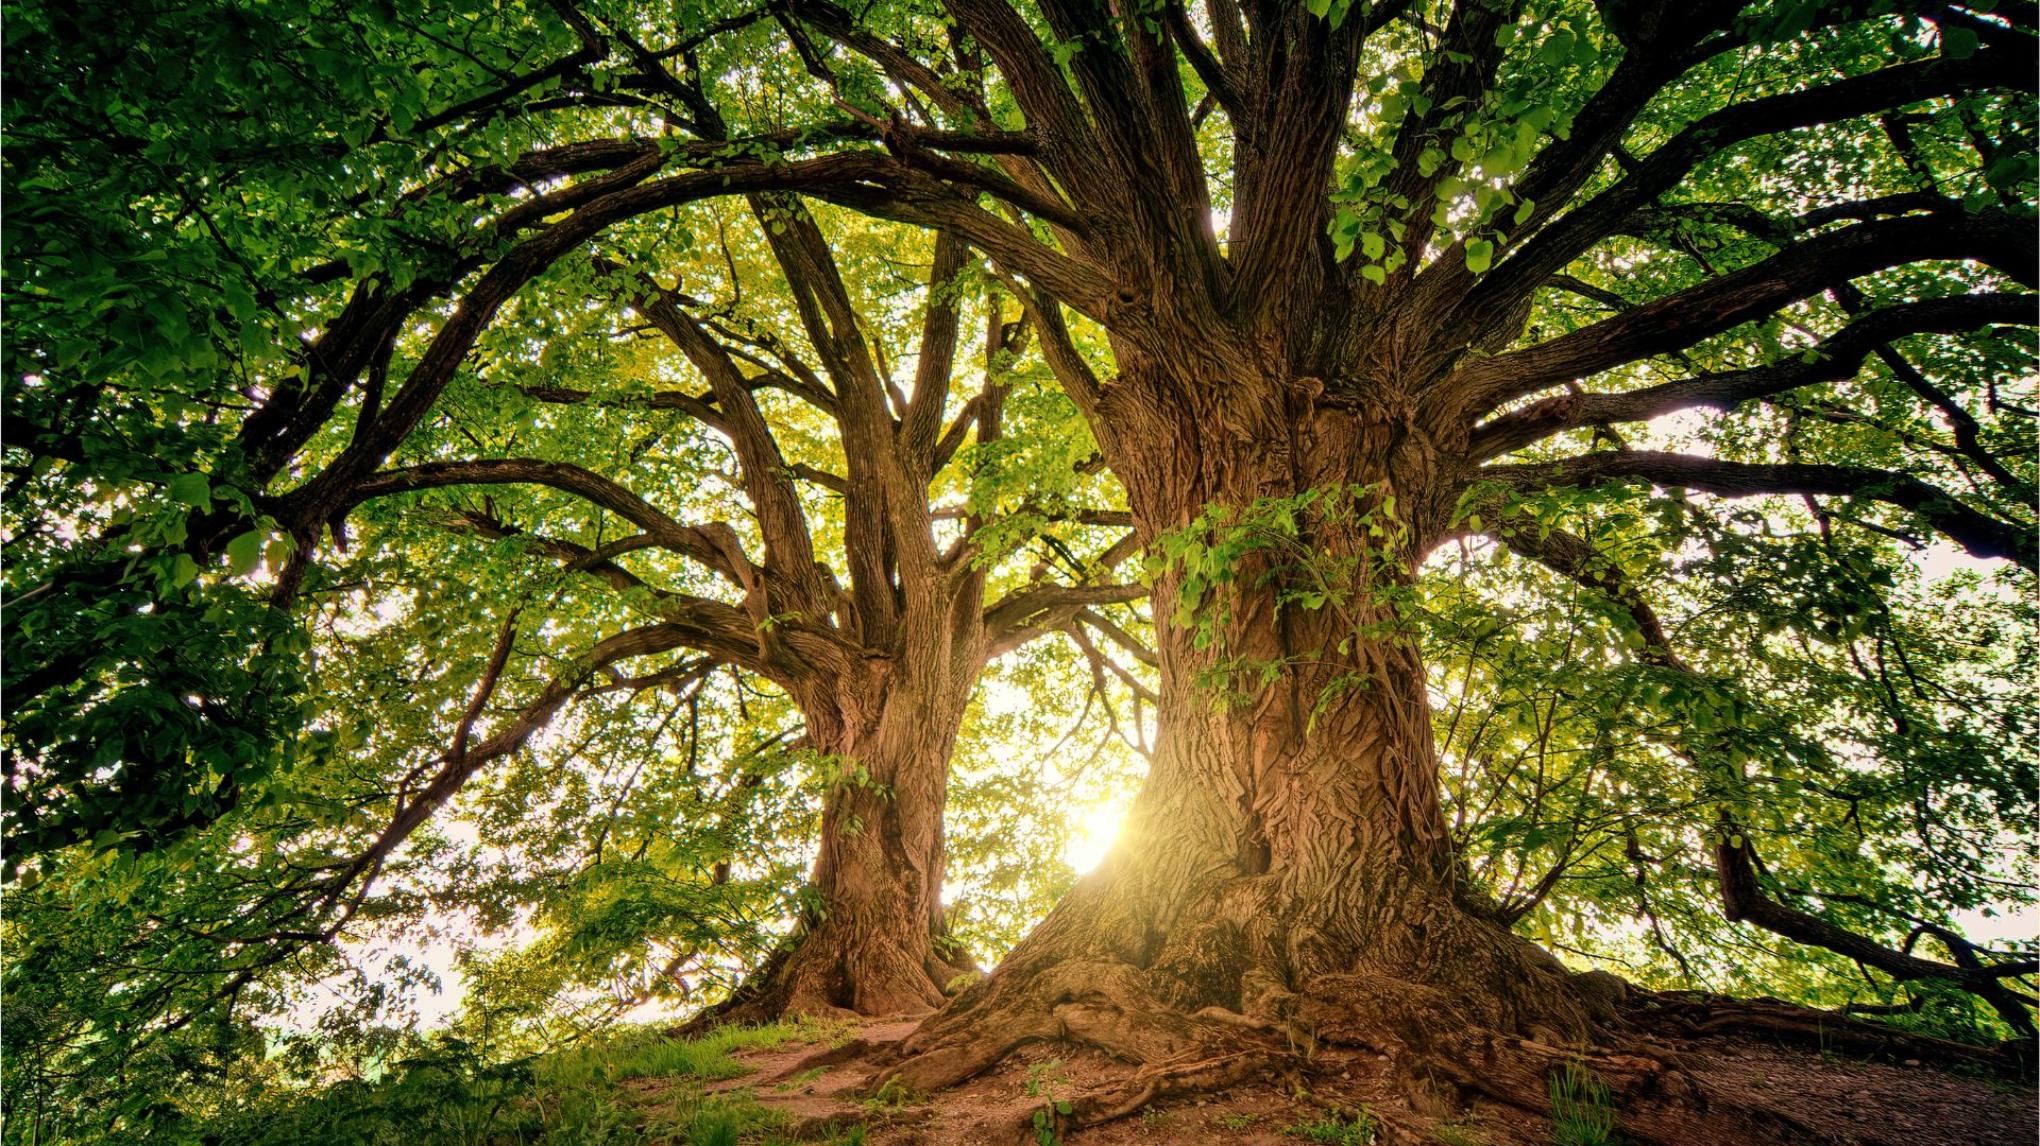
[885,345,1601,1120]
[660,218,1133,1025]
[715,625,984,1021]
[812,0,2040,1124]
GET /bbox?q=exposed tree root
[860,941,2023,1145]
[1052,1049,1283,1135]
[1625,989,2028,1077]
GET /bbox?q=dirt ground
[662,1014,2036,1145]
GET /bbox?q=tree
[6,0,1140,1060]
[7,0,2035,1137]
[334,208,1144,1020]
[846,0,2036,1126]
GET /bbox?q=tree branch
[1718,818,2036,1033]
[343,458,761,586]
[1480,451,2034,569]
[1447,47,2029,350]
[983,581,1148,659]
[1468,293,2037,458]
[1449,209,2034,417]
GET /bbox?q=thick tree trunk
[885,360,1599,1111]
[707,659,978,1022]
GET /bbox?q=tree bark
[714,656,980,1021]
[734,660,979,1015]
[886,359,1595,1101]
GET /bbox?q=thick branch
[1450,47,2028,347]
[626,278,835,614]
[983,581,1148,659]
[1481,451,2035,569]
[1468,293,2037,458]
[1450,209,2034,416]
[344,458,760,586]
[440,509,792,675]
[1718,820,2036,1033]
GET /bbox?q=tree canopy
[3,0,2034,1140]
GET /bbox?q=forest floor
[621,1013,2036,1146]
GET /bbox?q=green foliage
[1152,482,1409,647]
[5,0,2033,1138]
[1020,1058,1073,1144]
[863,1076,918,1115]
[535,1021,821,1088]
[1285,1110,1378,1144]
[1428,469,2034,1015]
[1547,1063,1617,1146]
[1030,1103,1070,1145]
[129,1022,812,1146]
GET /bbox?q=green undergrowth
[197,1018,863,1146]
[1283,1109,1377,1144]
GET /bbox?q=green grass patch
[535,1018,827,1088]
[1548,1062,1618,1146]
[203,1019,835,1146]
[1284,1110,1377,1144]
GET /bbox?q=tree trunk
[885,360,1598,1107]
[704,666,976,1022]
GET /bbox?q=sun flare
[1064,795,1133,874]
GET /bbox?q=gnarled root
[1627,989,2028,1077]
[878,958,1272,1095]
[875,933,1921,1145]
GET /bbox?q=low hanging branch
[1715,820,2037,1035]
[152,624,708,1036]
[1491,518,2036,1036]
[1482,451,2034,570]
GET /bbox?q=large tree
[338,208,1144,1020]
[850,0,2036,1125]
[6,0,1141,1053]
[7,0,2034,1137]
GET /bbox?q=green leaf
[1465,238,1494,274]
[167,473,211,510]
[265,535,295,570]
[225,531,265,577]
[1539,31,1575,66]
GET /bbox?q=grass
[1284,1109,1377,1144]
[1547,1062,1619,1146]
[774,1066,828,1092]
[208,1018,836,1146]
[535,1018,829,1087]
[862,1076,917,1112]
